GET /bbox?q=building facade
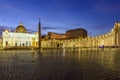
[2,23,38,47]
[66,28,87,39]
[2,22,120,48]
[41,22,120,48]
[0,38,2,49]
[47,32,66,39]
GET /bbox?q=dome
[15,22,27,33]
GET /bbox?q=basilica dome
[15,22,27,33]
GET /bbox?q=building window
[23,43,24,46]
[15,42,17,46]
[6,41,8,46]
[26,42,28,46]
[29,42,31,46]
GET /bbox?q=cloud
[0,26,14,30]
[67,23,82,27]
[0,26,15,36]
[0,26,9,36]
[90,24,111,36]
[27,29,37,33]
[42,25,67,30]
[42,26,57,30]
[93,1,120,15]
[91,24,106,30]
[0,24,67,35]
[40,24,67,34]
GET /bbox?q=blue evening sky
[0,0,120,36]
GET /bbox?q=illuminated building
[2,21,120,48]
[42,22,120,48]
[0,38,2,49]
[47,32,66,39]
[66,28,87,39]
[2,22,38,47]
[46,28,87,40]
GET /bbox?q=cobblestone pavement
[0,49,120,80]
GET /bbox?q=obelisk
[38,19,41,53]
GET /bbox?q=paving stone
[0,49,119,80]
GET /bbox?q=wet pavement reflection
[0,49,120,80]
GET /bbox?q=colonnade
[41,22,120,48]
